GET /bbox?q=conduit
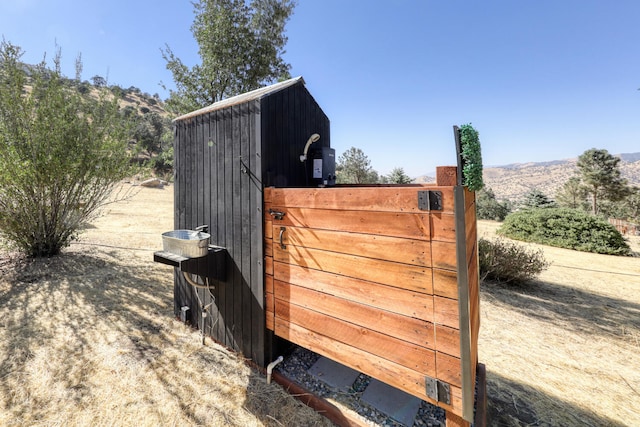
[266,356,284,384]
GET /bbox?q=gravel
[275,347,447,427]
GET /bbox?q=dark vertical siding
[261,83,331,187]
[173,80,329,367]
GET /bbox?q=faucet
[195,225,209,234]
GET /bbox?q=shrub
[498,208,631,256]
[0,41,131,257]
[479,237,549,284]
[476,187,510,221]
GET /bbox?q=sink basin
[162,230,211,258]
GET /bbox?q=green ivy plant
[459,124,484,191]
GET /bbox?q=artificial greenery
[498,208,631,256]
[478,237,549,284]
[458,124,484,191]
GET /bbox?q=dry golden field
[478,221,640,426]
[0,185,638,426]
[0,185,332,427]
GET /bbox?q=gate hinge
[418,190,442,211]
[425,376,451,405]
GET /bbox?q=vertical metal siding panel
[239,102,253,359]
[223,107,234,350]
[251,99,265,366]
[201,113,215,340]
[215,109,227,342]
[176,119,196,323]
[204,112,221,341]
[173,122,184,316]
[293,86,303,185]
[229,104,242,353]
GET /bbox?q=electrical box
[311,147,336,186]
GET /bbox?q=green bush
[498,208,631,256]
[476,187,510,221]
[0,41,131,257]
[479,237,549,284]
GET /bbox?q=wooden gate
[264,173,479,422]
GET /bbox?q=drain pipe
[266,356,284,384]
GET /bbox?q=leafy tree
[599,186,640,223]
[577,148,630,215]
[476,187,510,221]
[626,187,640,222]
[0,41,132,257]
[162,0,296,114]
[90,74,107,87]
[385,167,413,184]
[132,112,170,158]
[556,176,589,210]
[336,147,380,184]
[521,189,556,209]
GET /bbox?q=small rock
[140,178,164,188]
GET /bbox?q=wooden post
[436,166,458,187]
[446,411,471,427]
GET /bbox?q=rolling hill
[415,153,640,202]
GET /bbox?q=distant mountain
[413,153,640,201]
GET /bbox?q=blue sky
[1,1,639,178]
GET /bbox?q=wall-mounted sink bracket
[154,245,227,281]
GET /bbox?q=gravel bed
[275,347,446,427]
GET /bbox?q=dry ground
[1,186,638,426]
[478,221,640,426]
[0,185,332,427]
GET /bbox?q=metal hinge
[418,190,442,211]
[425,376,451,405]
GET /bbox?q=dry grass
[478,220,640,426]
[0,185,332,427]
[2,185,639,426]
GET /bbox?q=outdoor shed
[163,79,483,426]
[171,77,330,367]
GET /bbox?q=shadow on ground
[482,277,640,344]
[0,249,330,426]
[486,370,627,427]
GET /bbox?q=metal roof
[173,76,305,122]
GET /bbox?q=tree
[132,112,170,159]
[521,189,556,209]
[162,0,296,114]
[90,74,106,87]
[577,148,630,215]
[476,187,510,221]
[385,167,413,184]
[627,187,640,222]
[556,176,589,210]
[336,147,380,184]
[0,41,132,257]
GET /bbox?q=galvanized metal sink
[162,229,211,258]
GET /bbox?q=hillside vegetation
[482,156,640,202]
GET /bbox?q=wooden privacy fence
[264,169,480,422]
